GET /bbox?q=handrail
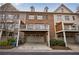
[20,24,49,31]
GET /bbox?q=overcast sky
[0,3,79,12]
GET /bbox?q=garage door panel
[26,36,45,43]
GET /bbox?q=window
[27,24,46,30]
[65,16,69,20]
[72,16,75,20]
[27,24,33,30]
[8,24,14,29]
[3,14,19,20]
[56,15,62,20]
[64,25,72,30]
[9,32,13,36]
[35,24,40,29]
[43,15,48,19]
[37,15,43,20]
[2,14,5,19]
[14,24,18,29]
[14,15,19,19]
[64,25,70,30]
[7,15,14,19]
[0,14,18,20]
[29,15,35,19]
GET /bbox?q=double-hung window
[37,15,43,20]
[29,15,35,19]
[56,15,62,20]
[65,16,69,21]
[72,16,75,20]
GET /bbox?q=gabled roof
[54,4,73,13]
[0,3,18,11]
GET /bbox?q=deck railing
[20,24,49,31]
[64,26,79,31]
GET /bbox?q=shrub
[0,38,16,47]
[8,38,16,44]
[50,39,65,46]
[0,41,9,46]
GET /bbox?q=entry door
[26,34,44,43]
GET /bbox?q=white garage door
[26,34,45,43]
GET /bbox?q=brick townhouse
[54,4,79,47]
[0,3,55,47]
[0,3,79,47]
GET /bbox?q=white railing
[20,24,49,31]
[0,24,17,31]
[64,26,79,31]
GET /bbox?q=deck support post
[47,25,50,47]
[62,21,67,47]
[16,20,20,47]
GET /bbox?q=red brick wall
[21,13,55,39]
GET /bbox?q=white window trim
[56,15,62,21]
[29,15,35,19]
[65,15,70,21]
[37,15,43,20]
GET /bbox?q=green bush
[50,39,65,46]
[8,38,16,43]
[0,41,9,46]
[0,38,16,46]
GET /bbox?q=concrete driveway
[14,43,52,52]
[68,44,79,52]
[0,43,79,52]
[0,43,52,52]
[12,43,79,52]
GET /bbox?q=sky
[1,3,79,12]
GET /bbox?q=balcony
[64,25,79,31]
[0,24,16,31]
[20,24,49,31]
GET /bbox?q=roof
[54,4,73,13]
[0,3,18,11]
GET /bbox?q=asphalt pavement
[0,52,79,55]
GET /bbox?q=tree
[0,3,18,40]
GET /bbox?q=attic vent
[61,7,64,13]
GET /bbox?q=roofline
[0,3,19,11]
[0,11,78,15]
[54,4,73,13]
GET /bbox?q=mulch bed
[51,46,71,50]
